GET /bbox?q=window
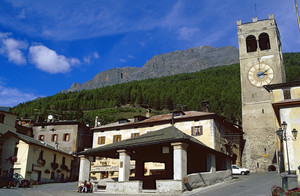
[259,33,270,50]
[53,154,56,163]
[173,111,184,117]
[51,134,58,142]
[98,136,105,145]
[283,89,291,100]
[38,135,45,141]
[119,119,129,124]
[2,170,8,176]
[113,135,121,143]
[191,126,203,136]
[131,133,140,138]
[63,133,70,141]
[246,35,257,52]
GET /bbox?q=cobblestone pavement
[0,172,281,196]
[0,182,178,196]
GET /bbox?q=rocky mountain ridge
[67,45,239,92]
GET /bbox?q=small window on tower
[246,35,257,52]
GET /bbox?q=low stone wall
[187,169,232,190]
[156,180,185,193]
[106,181,143,194]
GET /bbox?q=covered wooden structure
[78,126,232,193]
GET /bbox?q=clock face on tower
[248,63,274,87]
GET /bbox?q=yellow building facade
[264,81,300,181]
[0,131,74,184]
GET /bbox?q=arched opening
[259,33,270,50]
[246,35,257,52]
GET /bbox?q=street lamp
[276,121,298,174]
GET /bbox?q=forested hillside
[11,53,300,126]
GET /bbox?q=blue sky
[0,0,299,107]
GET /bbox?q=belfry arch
[246,35,257,52]
[259,33,271,50]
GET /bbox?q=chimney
[95,116,101,127]
[146,109,152,118]
[201,101,210,112]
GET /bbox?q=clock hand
[263,68,269,73]
[257,72,268,77]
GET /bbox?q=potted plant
[7,156,17,164]
[37,158,46,166]
[60,164,68,171]
[51,162,59,170]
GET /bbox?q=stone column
[171,142,188,180]
[78,155,91,186]
[118,149,130,182]
[207,153,216,173]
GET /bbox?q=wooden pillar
[135,160,144,179]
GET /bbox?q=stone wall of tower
[237,15,285,171]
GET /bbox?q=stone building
[0,111,17,135]
[0,111,32,136]
[88,110,243,181]
[0,131,74,183]
[32,121,92,154]
[237,15,285,171]
[32,121,93,180]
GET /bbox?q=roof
[92,111,216,131]
[33,120,87,127]
[264,81,300,92]
[1,130,74,157]
[92,110,243,134]
[78,126,227,158]
[0,106,10,112]
[0,110,17,116]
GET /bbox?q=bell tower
[237,15,285,171]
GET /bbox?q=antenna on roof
[295,0,300,32]
[171,113,174,127]
[254,3,257,18]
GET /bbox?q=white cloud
[120,58,126,63]
[178,27,200,41]
[83,52,99,64]
[29,44,80,74]
[0,34,27,65]
[0,85,39,107]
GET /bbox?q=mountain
[67,46,239,92]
